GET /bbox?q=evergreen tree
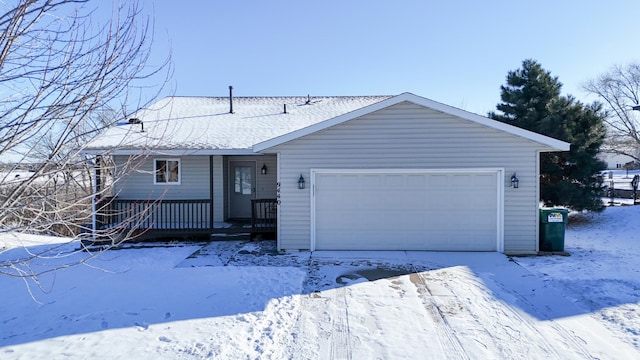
[489,60,607,211]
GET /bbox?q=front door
[229,161,256,219]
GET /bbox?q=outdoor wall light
[298,174,306,189]
[511,173,519,188]
[261,164,268,175]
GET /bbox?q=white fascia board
[310,167,504,175]
[254,92,571,152]
[80,148,258,156]
[400,93,571,151]
[407,95,571,151]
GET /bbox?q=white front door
[229,161,256,219]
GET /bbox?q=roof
[255,93,570,152]
[83,95,392,155]
[83,92,570,155]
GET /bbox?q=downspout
[535,150,541,253]
[276,152,281,252]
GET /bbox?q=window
[234,166,252,194]
[154,159,180,184]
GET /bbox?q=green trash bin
[539,208,568,252]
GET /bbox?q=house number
[276,182,281,204]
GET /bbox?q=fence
[98,198,212,231]
[251,199,277,238]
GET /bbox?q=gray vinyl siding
[113,155,276,223]
[113,155,211,200]
[257,156,278,199]
[266,101,557,253]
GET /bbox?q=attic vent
[303,95,321,105]
[128,118,144,132]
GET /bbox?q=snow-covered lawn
[1,205,639,359]
[516,205,640,353]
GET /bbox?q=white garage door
[313,170,501,251]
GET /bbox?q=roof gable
[253,92,570,152]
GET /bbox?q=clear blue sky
[133,0,639,116]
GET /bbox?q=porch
[95,197,277,241]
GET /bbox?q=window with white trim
[154,159,181,184]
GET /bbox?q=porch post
[91,155,102,242]
[209,155,214,230]
[95,155,101,198]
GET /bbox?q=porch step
[211,232,251,241]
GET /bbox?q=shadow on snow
[0,239,635,348]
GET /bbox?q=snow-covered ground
[517,205,640,354]
[0,206,639,359]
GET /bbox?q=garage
[254,94,570,254]
[312,169,502,251]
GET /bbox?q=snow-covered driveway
[1,239,637,359]
[284,251,634,359]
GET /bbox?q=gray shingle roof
[85,95,392,153]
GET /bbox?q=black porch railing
[97,198,212,231]
[251,198,277,238]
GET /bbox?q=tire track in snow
[417,267,555,358]
[330,286,353,360]
[416,265,597,359]
[525,310,595,359]
[490,276,597,359]
[408,269,470,360]
[500,296,595,359]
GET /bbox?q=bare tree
[0,0,171,282]
[584,62,640,162]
